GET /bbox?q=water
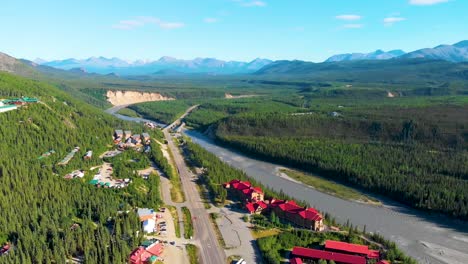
[109,107,468,264]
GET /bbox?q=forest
[214,107,468,219]
[0,73,162,263]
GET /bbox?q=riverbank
[278,168,381,206]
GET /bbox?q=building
[245,200,268,214]
[114,129,123,143]
[142,132,150,143]
[224,179,264,202]
[83,150,93,160]
[290,258,303,264]
[132,134,142,144]
[270,199,324,231]
[292,246,366,264]
[124,130,132,139]
[324,240,380,260]
[0,104,17,113]
[128,247,152,264]
[143,219,156,233]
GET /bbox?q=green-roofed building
[148,255,158,263]
[89,179,99,185]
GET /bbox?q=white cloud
[113,16,184,30]
[343,24,364,29]
[204,18,219,23]
[409,0,449,5]
[335,14,362,21]
[383,17,406,26]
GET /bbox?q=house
[245,200,268,214]
[325,240,380,260]
[129,247,152,264]
[83,150,93,160]
[292,246,366,264]
[124,130,132,139]
[143,219,156,233]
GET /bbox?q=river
[108,107,468,264]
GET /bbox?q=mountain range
[325,40,468,63]
[38,56,273,75]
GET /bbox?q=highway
[163,105,226,264]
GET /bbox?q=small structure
[38,149,55,160]
[290,258,303,264]
[292,246,366,264]
[330,111,341,117]
[83,150,93,160]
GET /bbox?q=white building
[143,219,156,233]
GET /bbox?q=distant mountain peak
[402,40,468,62]
[325,49,405,62]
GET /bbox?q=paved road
[162,105,226,264]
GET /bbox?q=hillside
[0,72,160,263]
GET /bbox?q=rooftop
[325,240,379,258]
[292,247,366,264]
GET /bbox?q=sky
[1,0,467,62]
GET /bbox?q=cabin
[246,201,268,214]
[124,130,132,139]
[114,129,123,143]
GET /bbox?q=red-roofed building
[145,243,163,256]
[290,257,303,264]
[128,247,152,264]
[224,179,264,202]
[246,200,268,214]
[270,199,324,231]
[292,246,366,264]
[325,240,380,259]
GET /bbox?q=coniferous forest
[214,110,468,219]
[0,73,161,263]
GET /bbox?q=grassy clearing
[186,244,199,264]
[167,205,181,238]
[280,169,381,205]
[182,206,194,239]
[250,227,282,239]
[116,107,141,118]
[209,213,227,249]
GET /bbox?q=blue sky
[1,0,467,62]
